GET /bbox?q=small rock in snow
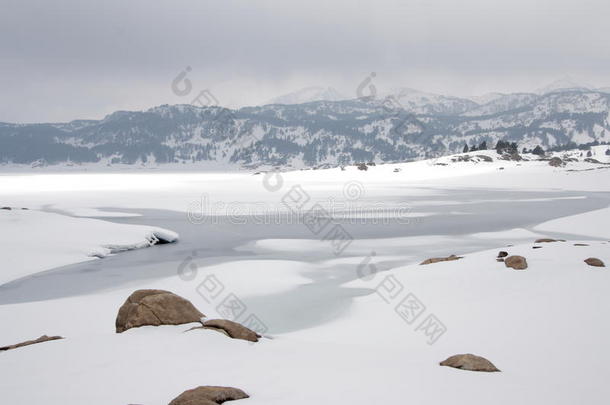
[440,353,500,372]
[584,258,605,267]
[504,255,528,270]
[534,238,564,243]
[420,254,463,265]
[0,335,64,351]
[188,319,261,343]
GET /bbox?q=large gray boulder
[116,289,204,333]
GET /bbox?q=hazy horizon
[2,0,610,123]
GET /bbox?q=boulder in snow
[440,353,500,372]
[500,152,523,161]
[195,319,261,342]
[475,154,493,162]
[549,157,564,167]
[504,255,528,270]
[584,258,605,267]
[188,319,261,342]
[0,335,64,351]
[420,254,463,265]
[534,238,564,243]
[115,289,204,333]
[169,386,249,405]
[452,155,472,162]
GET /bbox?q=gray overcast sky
[1,0,610,123]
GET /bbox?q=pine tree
[463,144,469,153]
[532,145,545,156]
[495,140,506,153]
[478,141,487,150]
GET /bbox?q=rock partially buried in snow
[420,255,463,265]
[440,354,500,372]
[549,157,565,167]
[476,154,493,162]
[147,229,179,245]
[196,319,260,342]
[116,289,204,333]
[500,152,523,161]
[504,255,528,270]
[0,335,64,351]
[534,238,564,243]
[584,258,605,267]
[169,386,249,405]
[497,251,508,258]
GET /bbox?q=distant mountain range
[2,85,610,168]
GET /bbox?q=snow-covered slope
[462,93,540,116]
[388,87,479,115]
[466,92,506,105]
[535,78,592,95]
[0,155,608,404]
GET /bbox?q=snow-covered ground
[0,150,609,404]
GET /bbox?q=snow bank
[0,209,178,284]
[534,206,610,239]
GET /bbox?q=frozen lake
[2,187,608,333]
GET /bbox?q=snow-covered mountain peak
[381,87,479,115]
[535,78,592,95]
[267,86,347,105]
